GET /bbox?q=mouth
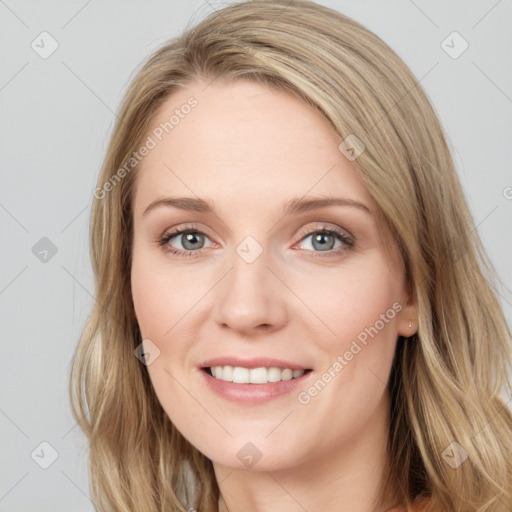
[201,366,313,384]
[199,359,315,404]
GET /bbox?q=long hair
[69,1,512,510]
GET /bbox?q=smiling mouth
[202,366,313,384]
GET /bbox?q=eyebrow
[142,196,372,217]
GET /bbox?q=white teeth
[209,366,306,384]
[267,367,281,382]
[281,369,293,381]
[232,367,250,384]
[249,367,268,384]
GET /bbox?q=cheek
[289,257,403,412]
[130,250,178,342]
[131,257,199,426]
[131,237,217,342]
[131,273,162,340]
[130,250,213,375]
[289,258,403,347]
[291,269,401,450]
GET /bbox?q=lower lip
[200,368,313,405]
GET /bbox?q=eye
[295,227,355,257]
[159,224,214,257]
[157,224,355,258]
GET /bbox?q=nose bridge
[213,234,286,332]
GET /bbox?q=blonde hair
[69,1,512,510]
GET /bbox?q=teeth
[210,366,306,384]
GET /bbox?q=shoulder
[415,495,431,511]
[386,495,431,512]
[416,497,430,511]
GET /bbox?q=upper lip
[200,357,311,371]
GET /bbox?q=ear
[396,290,418,338]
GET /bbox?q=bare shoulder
[416,497,431,511]
[386,495,431,512]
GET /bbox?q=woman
[70,1,512,511]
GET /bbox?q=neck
[215,391,400,512]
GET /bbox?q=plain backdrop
[1,1,511,510]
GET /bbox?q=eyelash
[158,223,355,258]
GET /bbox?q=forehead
[132,79,374,215]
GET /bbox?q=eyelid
[295,221,354,242]
[161,223,214,239]
[159,223,217,247]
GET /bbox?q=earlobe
[404,318,417,338]
[398,293,418,338]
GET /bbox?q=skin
[130,78,418,512]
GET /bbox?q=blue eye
[158,224,355,258]
[297,228,354,256]
[310,232,336,250]
[159,225,213,257]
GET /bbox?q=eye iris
[182,232,204,250]
[312,232,335,251]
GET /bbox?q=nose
[212,244,287,335]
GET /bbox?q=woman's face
[130,78,416,472]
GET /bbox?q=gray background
[1,0,511,510]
